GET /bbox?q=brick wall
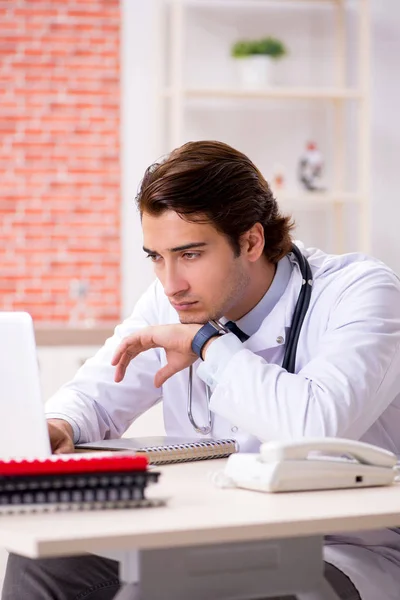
[0,0,121,325]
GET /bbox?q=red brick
[0,21,21,30]
[2,0,121,323]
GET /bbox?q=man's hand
[111,324,202,387]
[47,419,75,454]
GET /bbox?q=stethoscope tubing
[282,245,313,373]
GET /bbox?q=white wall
[120,0,157,317]
[370,0,400,274]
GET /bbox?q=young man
[3,141,400,600]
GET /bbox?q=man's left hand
[111,324,203,387]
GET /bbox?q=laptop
[0,312,51,460]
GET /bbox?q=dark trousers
[1,552,361,600]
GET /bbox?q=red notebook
[0,453,148,476]
[0,453,164,514]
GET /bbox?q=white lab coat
[46,244,400,600]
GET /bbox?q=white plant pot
[236,55,274,89]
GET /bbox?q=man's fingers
[111,331,155,367]
[154,364,178,388]
[53,444,73,455]
[114,365,124,383]
[111,341,134,366]
[52,439,74,454]
[114,351,133,382]
[112,331,159,382]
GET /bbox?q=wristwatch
[191,320,229,360]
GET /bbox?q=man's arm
[110,264,400,443]
[45,282,163,444]
[201,266,400,441]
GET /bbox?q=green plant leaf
[231,36,287,59]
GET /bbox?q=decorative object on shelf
[298,141,325,192]
[231,36,287,88]
[271,163,286,194]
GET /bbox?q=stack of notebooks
[0,453,164,514]
[75,436,239,465]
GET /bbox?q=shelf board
[276,192,362,210]
[172,0,341,7]
[162,87,361,101]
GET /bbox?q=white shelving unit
[162,86,363,100]
[154,0,371,253]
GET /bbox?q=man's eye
[183,252,200,260]
[146,254,160,262]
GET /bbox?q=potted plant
[231,36,287,88]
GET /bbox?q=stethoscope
[187,244,313,435]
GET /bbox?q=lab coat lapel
[244,263,303,354]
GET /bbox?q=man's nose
[162,265,189,298]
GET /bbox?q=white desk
[0,459,400,599]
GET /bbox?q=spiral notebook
[75,436,239,465]
[0,453,164,514]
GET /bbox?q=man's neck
[226,259,277,322]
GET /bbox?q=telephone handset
[216,438,398,493]
[260,438,397,468]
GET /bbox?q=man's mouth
[171,301,198,310]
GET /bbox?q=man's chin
[179,315,209,325]
[178,310,222,325]
[178,310,211,325]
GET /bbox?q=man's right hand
[47,419,75,454]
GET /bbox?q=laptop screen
[0,312,51,460]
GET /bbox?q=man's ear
[240,223,265,262]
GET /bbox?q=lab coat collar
[235,255,293,337]
[244,254,303,353]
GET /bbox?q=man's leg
[271,563,361,600]
[1,552,120,600]
[324,563,361,600]
[1,553,361,600]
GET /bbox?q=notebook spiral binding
[0,497,166,515]
[144,439,238,465]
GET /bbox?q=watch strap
[191,322,224,360]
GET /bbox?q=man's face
[142,211,251,324]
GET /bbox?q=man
[3,141,400,600]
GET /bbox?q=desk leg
[97,537,342,600]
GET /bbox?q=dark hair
[136,140,294,263]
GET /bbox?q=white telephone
[217,438,398,493]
